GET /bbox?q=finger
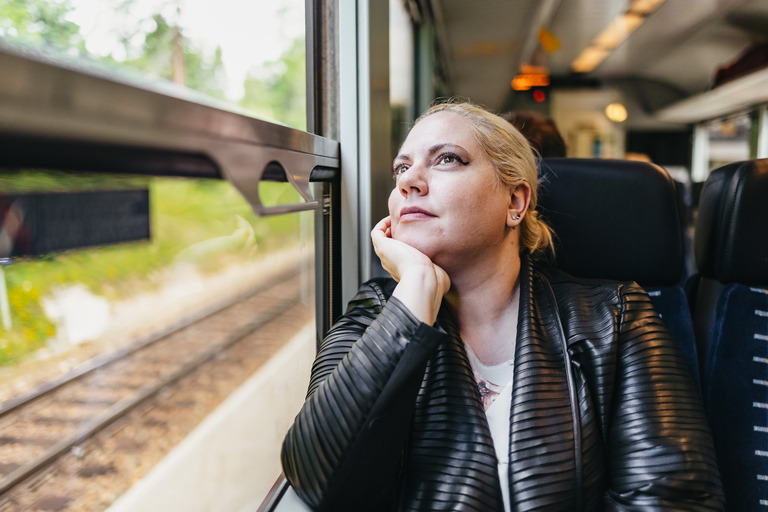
[371,228,388,248]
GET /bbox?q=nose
[397,162,428,197]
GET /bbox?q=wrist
[391,266,445,325]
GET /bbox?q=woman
[281,102,723,511]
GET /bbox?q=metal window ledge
[0,40,340,215]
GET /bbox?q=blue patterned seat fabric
[694,158,768,511]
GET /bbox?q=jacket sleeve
[603,283,724,511]
[281,281,445,511]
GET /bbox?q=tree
[0,1,227,100]
[122,14,226,99]
[240,37,305,130]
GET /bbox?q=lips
[399,206,436,220]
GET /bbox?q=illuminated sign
[512,66,550,91]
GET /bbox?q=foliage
[0,281,55,366]
[0,169,149,192]
[0,0,84,51]
[0,3,309,366]
[122,13,226,99]
[0,0,306,122]
[0,1,226,99]
[241,37,306,129]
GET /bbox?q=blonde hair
[413,101,555,257]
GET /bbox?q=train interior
[0,0,767,510]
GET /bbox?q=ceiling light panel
[628,0,667,15]
[571,0,667,73]
[592,14,644,49]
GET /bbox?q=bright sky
[67,0,304,101]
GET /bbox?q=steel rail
[0,261,304,419]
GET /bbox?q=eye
[437,153,466,166]
[393,163,409,179]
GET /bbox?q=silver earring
[512,214,521,220]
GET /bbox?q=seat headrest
[538,158,684,286]
[694,159,768,285]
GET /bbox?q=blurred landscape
[0,0,308,368]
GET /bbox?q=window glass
[706,114,751,171]
[0,1,315,509]
[0,172,315,511]
[0,0,306,128]
[390,0,415,154]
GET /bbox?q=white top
[463,284,519,512]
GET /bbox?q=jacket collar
[508,254,579,510]
[419,254,578,511]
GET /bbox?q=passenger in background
[282,101,723,512]
[501,110,566,157]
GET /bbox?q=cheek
[387,189,401,236]
[388,188,399,214]
[453,187,509,232]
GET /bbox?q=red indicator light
[533,90,546,102]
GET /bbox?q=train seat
[692,158,768,511]
[538,158,699,388]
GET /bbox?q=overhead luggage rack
[655,67,768,124]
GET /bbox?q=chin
[392,229,439,259]
[393,230,454,268]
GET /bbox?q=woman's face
[388,111,519,271]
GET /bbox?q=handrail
[0,40,340,215]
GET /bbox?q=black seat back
[538,158,699,386]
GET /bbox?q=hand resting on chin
[371,216,450,326]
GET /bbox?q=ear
[506,182,532,227]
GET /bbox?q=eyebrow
[394,143,464,163]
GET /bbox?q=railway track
[0,264,310,507]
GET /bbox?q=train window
[0,171,316,511]
[704,114,752,171]
[0,0,305,123]
[390,0,415,153]
[0,0,324,510]
[551,89,626,158]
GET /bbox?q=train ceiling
[422,0,768,112]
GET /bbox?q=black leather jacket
[282,255,724,511]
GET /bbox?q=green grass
[0,170,307,366]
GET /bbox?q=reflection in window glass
[0,2,314,508]
[0,0,306,128]
[0,171,315,510]
[390,0,414,155]
[0,173,303,373]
